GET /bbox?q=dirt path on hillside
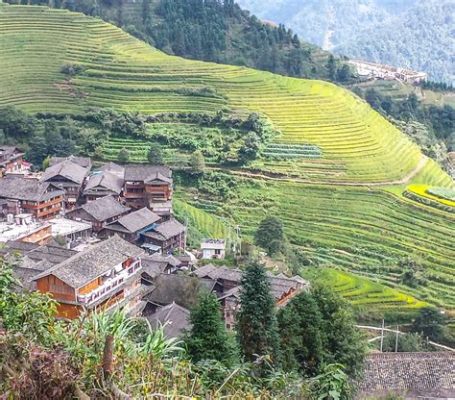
[218,155,429,188]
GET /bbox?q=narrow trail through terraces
[218,155,429,188]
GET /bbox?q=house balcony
[76,260,142,305]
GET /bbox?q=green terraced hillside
[0,5,454,311]
[2,4,452,185]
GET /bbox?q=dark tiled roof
[144,219,185,241]
[0,176,64,202]
[194,264,242,282]
[0,146,24,165]
[143,274,213,309]
[79,196,130,222]
[99,162,125,178]
[50,155,92,169]
[124,165,172,182]
[357,352,455,398]
[12,256,53,291]
[34,235,144,289]
[107,207,161,233]
[42,160,89,185]
[0,241,72,266]
[141,254,182,280]
[194,265,308,300]
[148,253,182,267]
[145,302,190,338]
[84,171,124,195]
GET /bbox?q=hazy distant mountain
[237,0,454,84]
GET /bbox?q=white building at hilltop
[349,59,427,84]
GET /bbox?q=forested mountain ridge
[4,0,345,82]
[237,0,455,84]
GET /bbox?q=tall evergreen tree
[184,292,237,366]
[236,262,281,364]
[278,286,366,378]
[277,291,325,375]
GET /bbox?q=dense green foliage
[236,262,282,364]
[147,143,164,165]
[381,332,428,353]
[184,292,237,366]
[411,307,447,342]
[254,216,285,255]
[278,287,366,378]
[359,89,455,148]
[0,261,316,398]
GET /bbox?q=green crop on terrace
[0,5,453,312]
[302,267,427,320]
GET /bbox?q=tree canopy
[236,261,281,365]
[254,216,285,255]
[184,292,237,366]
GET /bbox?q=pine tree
[147,143,164,165]
[184,292,237,366]
[236,262,281,365]
[278,291,326,375]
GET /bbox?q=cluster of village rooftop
[0,148,308,336]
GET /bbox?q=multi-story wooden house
[123,165,173,212]
[0,176,64,220]
[34,235,144,319]
[0,146,27,176]
[82,170,124,202]
[66,195,130,232]
[142,218,186,254]
[100,207,161,243]
[41,159,90,210]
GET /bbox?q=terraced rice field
[302,268,427,318]
[173,199,232,245]
[179,180,455,308]
[1,5,454,311]
[0,4,446,184]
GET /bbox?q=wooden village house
[41,159,90,209]
[100,207,162,243]
[123,165,173,214]
[0,176,64,220]
[66,195,130,232]
[0,146,28,177]
[33,235,144,319]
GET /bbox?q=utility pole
[380,319,385,352]
[236,225,241,256]
[395,325,399,352]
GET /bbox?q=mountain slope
[0,4,437,183]
[237,0,455,84]
[0,4,454,309]
[3,0,335,81]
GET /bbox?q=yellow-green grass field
[1,5,454,312]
